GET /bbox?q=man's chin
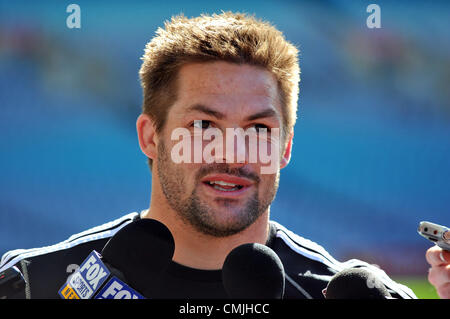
[193,219,252,238]
[188,203,262,237]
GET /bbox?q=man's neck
[141,203,270,270]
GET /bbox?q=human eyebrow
[185,104,225,120]
[245,108,279,122]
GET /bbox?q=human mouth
[200,174,254,196]
[206,180,243,192]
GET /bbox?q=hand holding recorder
[419,221,450,299]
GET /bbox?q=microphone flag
[58,250,144,299]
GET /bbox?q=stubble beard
[156,140,279,237]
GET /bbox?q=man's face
[156,61,287,237]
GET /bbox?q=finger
[436,282,450,299]
[428,264,450,287]
[443,230,450,243]
[426,246,450,266]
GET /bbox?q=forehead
[171,61,281,118]
[178,61,278,95]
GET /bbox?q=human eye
[249,123,271,133]
[192,120,212,129]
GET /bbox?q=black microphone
[222,243,285,299]
[101,218,175,297]
[324,267,392,299]
[58,218,175,299]
[0,266,26,299]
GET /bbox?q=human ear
[280,130,293,169]
[136,113,158,161]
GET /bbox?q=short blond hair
[139,12,300,166]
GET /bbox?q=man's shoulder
[270,220,342,271]
[269,220,417,299]
[268,220,343,298]
[0,212,139,271]
[0,212,139,299]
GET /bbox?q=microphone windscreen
[101,218,175,292]
[222,243,285,299]
[325,267,392,299]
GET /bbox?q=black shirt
[154,222,278,299]
[0,211,416,299]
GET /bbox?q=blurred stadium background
[0,0,448,298]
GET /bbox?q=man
[0,12,444,299]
